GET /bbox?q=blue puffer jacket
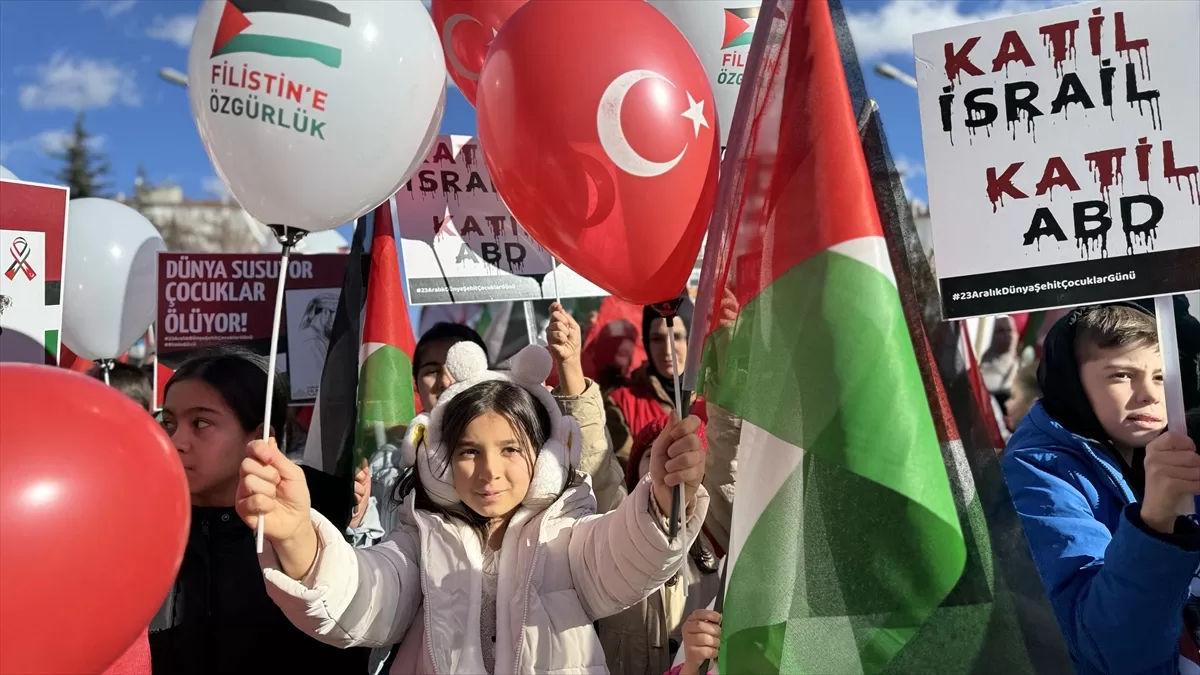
[1002,402,1199,675]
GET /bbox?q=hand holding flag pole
[257,224,308,553]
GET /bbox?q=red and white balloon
[431,0,526,106]
[477,0,719,305]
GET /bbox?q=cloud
[82,0,137,19]
[147,14,198,48]
[18,52,139,110]
[893,155,927,204]
[894,155,924,180]
[846,0,1068,61]
[202,176,233,201]
[0,129,106,162]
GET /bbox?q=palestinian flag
[352,199,418,470]
[722,6,760,49]
[212,0,350,69]
[693,0,1070,672]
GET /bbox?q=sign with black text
[915,1,1199,319]
[155,253,347,405]
[394,135,606,305]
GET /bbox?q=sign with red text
[155,253,347,405]
[0,178,69,365]
[915,1,1200,319]
[394,135,607,305]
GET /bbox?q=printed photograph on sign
[155,252,348,407]
[0,179,70,365]
[394,134,606,305]
[284,287,338,400]
[914,1,1200,319]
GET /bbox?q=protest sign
[155,253,347,405]
[915,1,1199,319]
[0,178,69,365]
[394,135,606,305]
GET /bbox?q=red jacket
[607,364,707,466]
[103,629,152,674]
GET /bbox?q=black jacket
[149,467,369,674]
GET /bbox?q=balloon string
[551,256,562,305]
[259,234,292,554]
[666,316,685,539]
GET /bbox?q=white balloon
[0,165,18,181]
[62,199,166,361]
[649,0,762,147]
[188,0,446,233]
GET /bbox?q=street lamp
[874,62,918,89]
[159,67,188,88]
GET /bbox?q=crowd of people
[86,294,1200,675]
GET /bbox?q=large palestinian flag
[211,0,350,68]
[693,0,1070,672]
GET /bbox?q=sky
[0,0,1067,212]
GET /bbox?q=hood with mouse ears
[396,341,582,510]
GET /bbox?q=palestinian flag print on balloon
[211,0,351,69]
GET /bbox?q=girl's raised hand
[650,414,705,516]
[235,439,312,546]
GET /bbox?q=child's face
[450,412,534,520]
[163,379,258,506]
[1078,342,1166,450]
[1004,381,1037,432]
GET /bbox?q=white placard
[394,135,606,305]
[0,230,49,363]
[914,1,1200,319]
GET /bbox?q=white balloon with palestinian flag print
[188,0,446,233]
[649,0,763,148]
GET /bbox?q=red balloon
[0,364,189,675]
[431,0,527,105]
[477,0,719,305]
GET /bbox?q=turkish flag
[477,0,718,305]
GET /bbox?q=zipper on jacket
[512,508,549,674]
[411,503,440,675]
[1081,442,1137,506]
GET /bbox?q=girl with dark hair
[237,343,710,674]
[149,347,369,674]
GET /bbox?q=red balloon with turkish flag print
[431,0,526,105]
[476,0,719,306]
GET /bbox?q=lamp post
[874,62,918,89]
[158,67,188,88]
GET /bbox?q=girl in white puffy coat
[236,343,710,674]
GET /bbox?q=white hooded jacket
[260,343,708,674]
[262,476,707,674]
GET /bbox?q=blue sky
[0,0,1063,209]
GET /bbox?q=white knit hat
[397,341,582,509]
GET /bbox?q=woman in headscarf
[606,294,707,468]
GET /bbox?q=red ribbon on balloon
[477,0,719,305]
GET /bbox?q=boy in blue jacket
[1003,303,1200,675]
